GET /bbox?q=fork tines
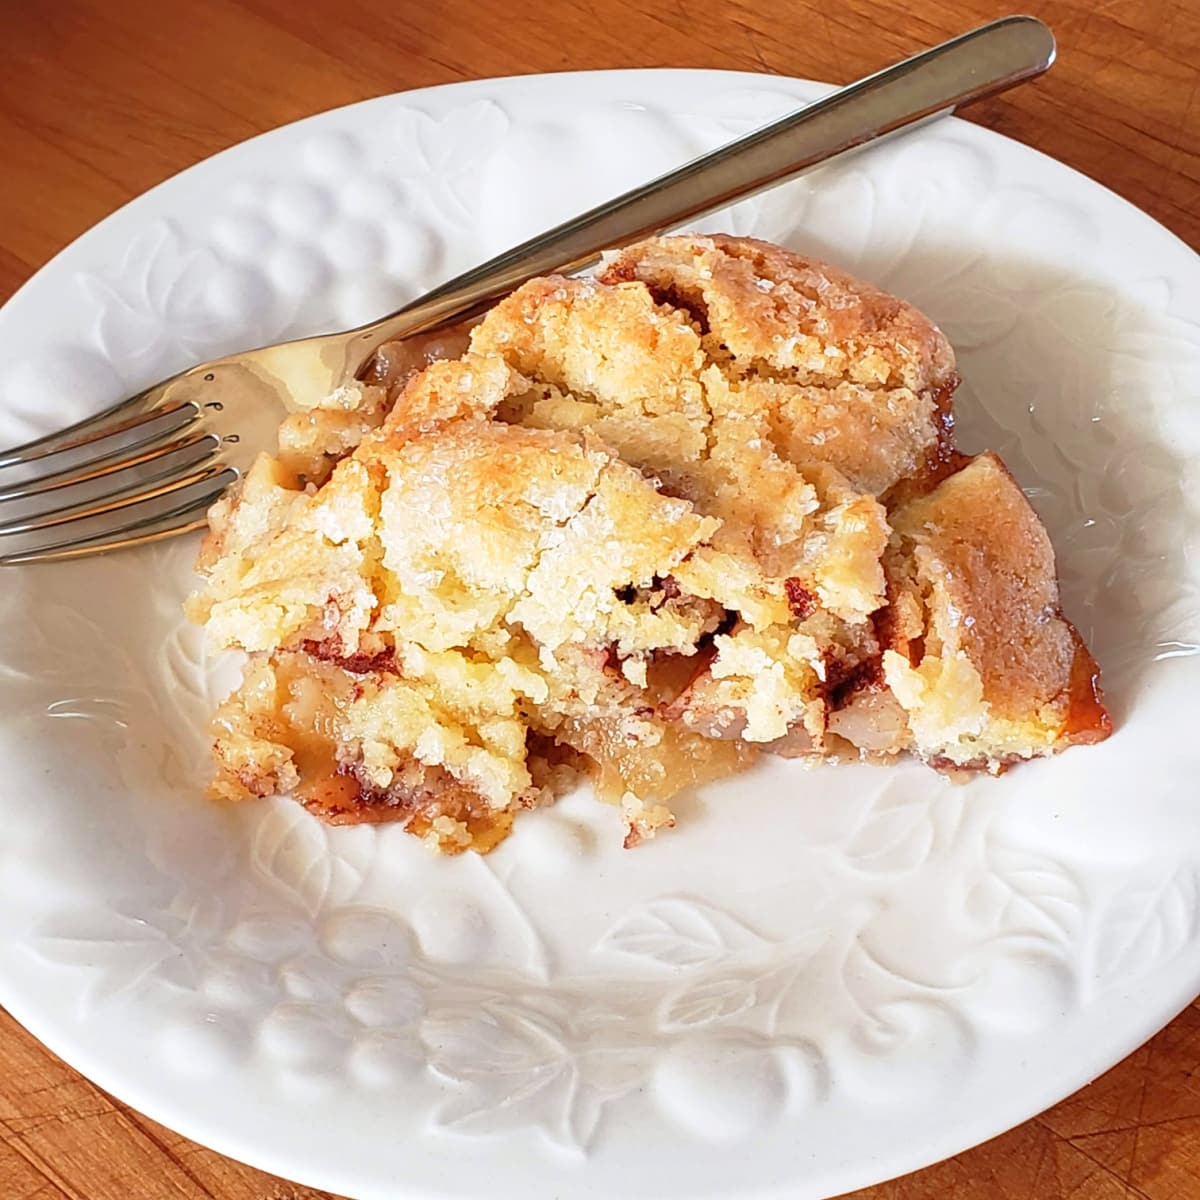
[0,392,233,565]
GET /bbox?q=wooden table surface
[1,1,1198,1197]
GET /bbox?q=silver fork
[0,15,1053,566]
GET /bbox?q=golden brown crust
[209,651,517,853]
[273,324,478,486]
[888,452,1071,719]
[602,235,956,390]
[881,453,1109,765]
[194,389,732,850]
[471,264,894,625]
[190,235,1109,850]
[598,234,958,495]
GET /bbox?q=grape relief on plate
[0,84,1198,1158]
[17,744,1200,1152]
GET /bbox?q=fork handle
[343,14,1054,367]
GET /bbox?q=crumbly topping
[189,235,1109,851]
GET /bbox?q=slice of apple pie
[187,234,1110,852]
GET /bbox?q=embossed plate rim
[0,68,1198,1200]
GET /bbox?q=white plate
[1,69,1199,1200]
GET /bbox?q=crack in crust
[189,234,1110,852]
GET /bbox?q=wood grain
[0,0,1197,1197]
